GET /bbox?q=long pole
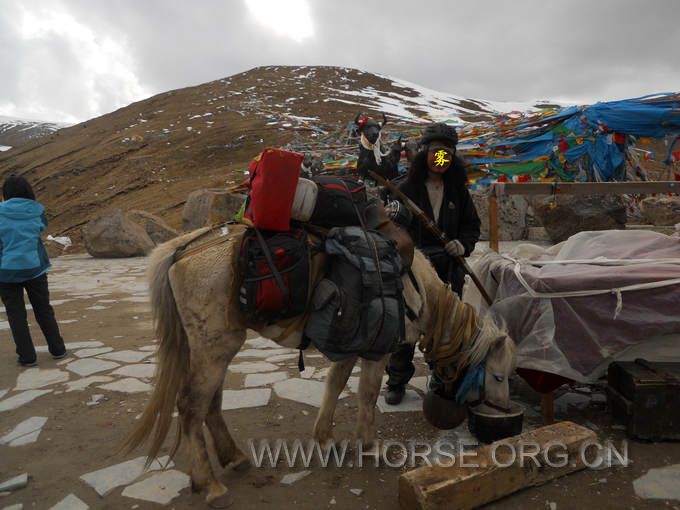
[369,171,493,306]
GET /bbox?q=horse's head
[406,251,517,429]
[354,112,386,145]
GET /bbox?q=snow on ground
[0,145,11,151]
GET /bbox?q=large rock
[82,209,155,258]
[532,194,626,243]
[639,196,680,226]
[127,210,179,244]
[470,190,528,241]
[182,189,244,232]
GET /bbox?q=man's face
[427,143,454,173]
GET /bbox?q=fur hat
[419,123,458,149]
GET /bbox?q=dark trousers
[0,273,65,363]
[386,259,465,389]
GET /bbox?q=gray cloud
[1,0,678,122]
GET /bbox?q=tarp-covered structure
[466,230,680,384]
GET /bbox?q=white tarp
[466,230,680,382]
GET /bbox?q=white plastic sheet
[467,230,680,382]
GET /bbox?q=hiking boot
[52,350,68,360]
[17,357,37,368]
[385,385,405,405]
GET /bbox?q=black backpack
[239,227,309,324]
[308,176,368,228]
[303,226,404,361]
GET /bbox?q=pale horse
[125,223,516,505]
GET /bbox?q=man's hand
[444,239,465,257]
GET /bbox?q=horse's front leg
[355,356,388,448]
[313,357,356,447]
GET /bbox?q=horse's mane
[410,249,514,373]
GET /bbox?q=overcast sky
[1,0,678,123]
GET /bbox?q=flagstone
[409,376,429,393]
[245,337,280,349]
[221,388,271,410]
[0,473,28,492]
[15,369,69,390]
[48,494,89,510]
[0,390,52,412]
[111,364,155,379]
[138,345,157,352]
[121,470,189,505]
[236,348,293,359]
[80,456,173,496]
[67,359,119,377]
[634,464,680,500]
[98,378,152,393]
[0,389,8,400]
[74,347,113,358]
[0,417,48,446]
[273,379,347,408]
[36,341,103,353]
[229,362,278,374]
[265,353,299,363]
[243,372,289,388]
[97,350,150,363]
[65,376,113,392]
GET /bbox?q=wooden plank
[488,194,499,253]
[399,421,597,510]
[490,181,680,197]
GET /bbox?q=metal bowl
[422,390,468,430]
[467,401,524,443]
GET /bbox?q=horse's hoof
[228,453,251,473]
[206,484,233,509]
[208,493,234,509]
[314,435,335,449]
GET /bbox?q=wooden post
[399,421,597,510]
[488,193,499,253]
[541,392,555,424]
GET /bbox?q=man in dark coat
[384,123,481,405]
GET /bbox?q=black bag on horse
[239,227,309,324]
[308,176,368,228]
[303,226,404,361]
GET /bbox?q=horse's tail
[124,227,211,464]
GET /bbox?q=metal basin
[467,401,524,443]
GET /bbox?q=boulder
[44,240,65,258]
[182,189,244,232]
[639,195,680,226]
[532,194,626,243]
[82,209,155,258]
[127,210,179,244]
[470,190,528,241]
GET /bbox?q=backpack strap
[253,227,291,311]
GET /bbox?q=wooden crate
[607,359,680,441]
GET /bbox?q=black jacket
[397,153,481,291]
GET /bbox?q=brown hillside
[0,66,504,246]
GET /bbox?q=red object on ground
[516,367,573,394]
[245,148,303,232]
[613,132,626,144]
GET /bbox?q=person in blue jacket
[0,176,66,366]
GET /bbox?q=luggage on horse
[238,227,309,324]
[304,226,404,361]
[244,148,303,232]
[306,176,368,228]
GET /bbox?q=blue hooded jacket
[0,198,51,283]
